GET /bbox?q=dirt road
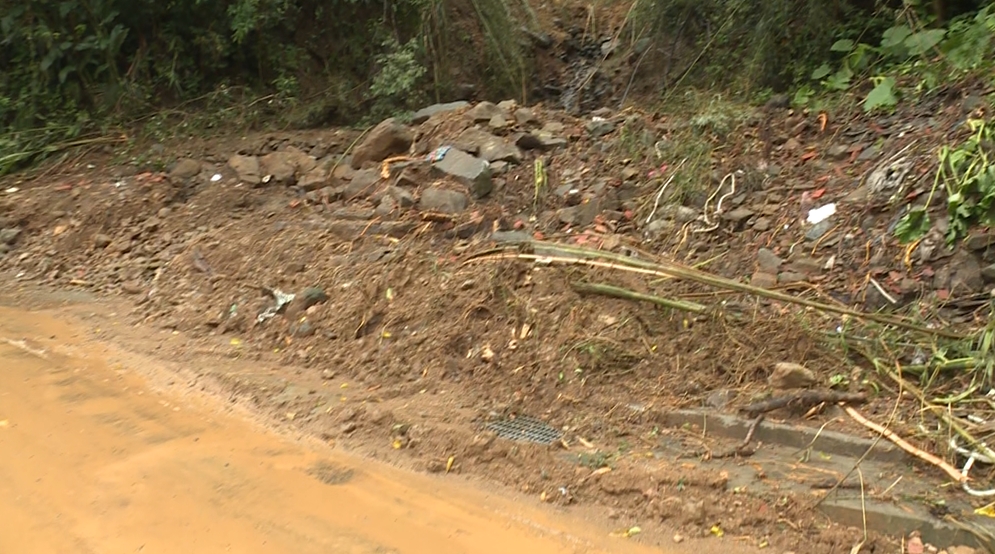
[0,304,754,554]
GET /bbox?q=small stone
[514,108,539,126]
[769,362,817,390]
[827,144,850,160]
[950,251,984,295]
[778,271,808,284]
[93,233,112,248]
[260,151,298,185]
[947,546,978,554]
[350,118,413,169]
[805,220,832,241]
[750,272,777,289]
[386,186,416,208]
[752,216,772,231]
[488,113,508,129]
[420,187,469,213]
[497,99,517,110]
[514,132,566,150]
[0,228,22,245]
[465,101,503,123]
[981,263,995,282]
[227,154,261,185]
[299,167,331,191]
[585,119,615,137]
[297,287,329,310]
[757,248,783,273]
[672,534,685,544]
[121,282,144,295]
[491,230,532,244]
[375,195,396,216]
[169,158,201,180]
[965,232,995,251]
[342,168,380,199]
[723,207,755,223]
[557,199,602,227]
[411,101,469,124]
[706,389,734,409]
[621,167,639,181]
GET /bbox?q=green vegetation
[0,0,528,174]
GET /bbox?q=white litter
[211,173,222,182]
[806,203,836,224]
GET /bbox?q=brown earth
[2,66,994,553]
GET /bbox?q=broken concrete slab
[431,148,492,199]
[652,409,907,463]
[411,101,469,124]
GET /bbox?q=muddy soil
[0,292,767,554]
[1,58,993,554]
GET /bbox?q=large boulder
[350,118,414,169]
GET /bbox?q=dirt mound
[2,93,994,553]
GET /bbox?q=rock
[750,272,777,289]
[981,263,995,282]
[411,101,469,124]
[965,232,995,251]
[465,101,503,123]
[227,154,262,185]
[291,321,316,338]
[489,161,509,175]
[620,167,639,181]
[497,99,518,110]
[375,195,396,216]
[420,187,469,213]
[260,151,298,185]
[947,546,978,554]
[386,186,416,208]
[514,108,539,126]
[299,167,331,191]
[557,199,602,227]
[0,228,22,245]
[706,389,734,409]
[350,118,413,169]
[778,271,808,284]
[723,207,755,224]
[121,281,144,295]
[514,132,567,150]
[950,251,984,295]
[752,216,772,231]
[169,158,201,180]
[431,148,492,199]
[491,231,532,244]
[586,119,615,137]
[488,113,508,129]
[643,219,676,239]
[454,128,522,164]
[757,248,783,273]
[341,168,380,199]
[297,286,329,310]
[805,220,832,241]
[655,205,698,223]
[93,233,112,248]
[769,362,817,390]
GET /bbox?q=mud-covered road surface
[0,303,762,554]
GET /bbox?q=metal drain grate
[486,415,562,445]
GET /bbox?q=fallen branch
[571,282,712,317]
[844,405,966,484]
[463,242,962,339]
[711,414,765,459]
[742,390,867,417]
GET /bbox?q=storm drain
[486,415,562,445]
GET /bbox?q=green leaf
[905,29,947,56]
[831,39,855,52]
[824,67,853,91]
[881,25,912,49]
[811,64,832,80]
[864,77,898,112]
[895,208,931,244]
